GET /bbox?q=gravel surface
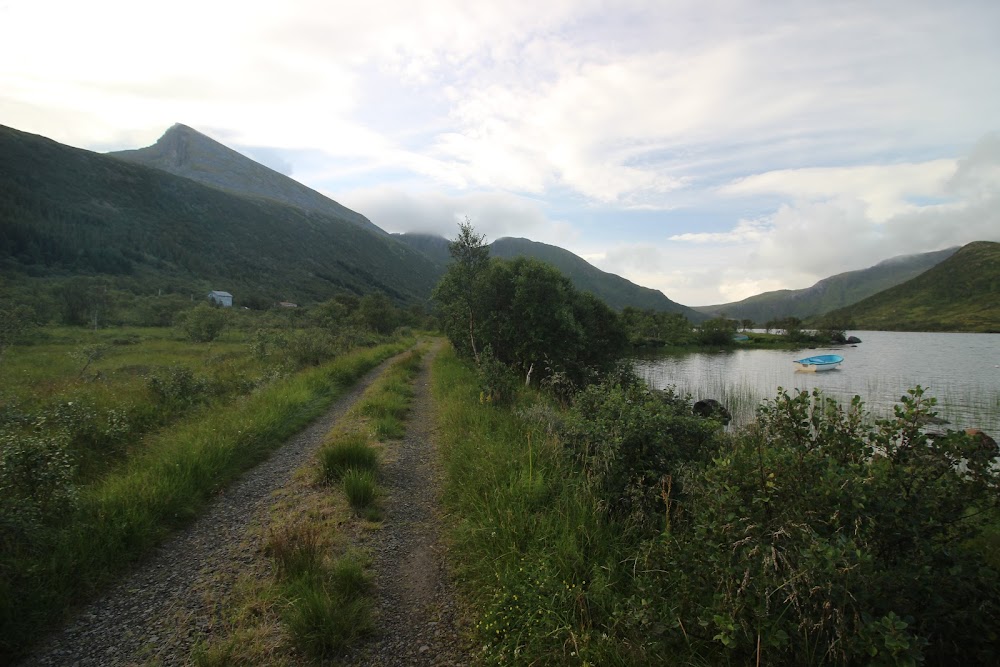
[348,342,473,667]
[19,355,403,667]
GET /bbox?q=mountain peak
[109,125,383,234]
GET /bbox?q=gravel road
[19,355,403,667]
[347,341,472,666]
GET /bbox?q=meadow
[0,318,411,661]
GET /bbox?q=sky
[2,0,999,306]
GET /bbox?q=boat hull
[793,354,844,372]
[794,361,841,372]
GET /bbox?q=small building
[207,290,233,307]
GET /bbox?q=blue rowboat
[793,354,843,372]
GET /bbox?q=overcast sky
[3,0,999,306]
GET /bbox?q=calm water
[634,331,1000,433]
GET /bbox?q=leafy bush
[696,317,736,346]
[0,433,78,549]
[650,387,1000,664]
[286,328,339,367]
[179,303,227,342]
[146,366,209,409]
[248,328,288,360]
[561,379,721,530]
[477,345,518,406]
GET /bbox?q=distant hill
[394,232,707,321]
[392,233,452,265]
[817,241,1000,332]
[0,125,441,304]
[696,247,959,323]
[110,124,385,236]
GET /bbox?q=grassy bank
[0,340,408,661]
[433,346,642,664]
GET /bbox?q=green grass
[432,345,645,664]
[282,555,374,660]
[0,340,407,662]
[318,432,380,482]
[265,525,374,660]
[342,469,378,510]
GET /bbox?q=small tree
[697,317,736,346]
[432,219,490,363]
[180,303,227,342]
[354,292,397,335]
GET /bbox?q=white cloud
[719,160,958,222]
[336,186,577,247]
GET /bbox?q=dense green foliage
[433,225,626,387]
[433,347,1000,665]
[0,124,442,306]
[620,306,696,347]
[820,241,1000,332]
[697,247,959,324]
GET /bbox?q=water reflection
[634,331,1000,433]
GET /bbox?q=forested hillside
[0,125,442,306]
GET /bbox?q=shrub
[146,366,209,409]
[179,303,227,343]
[477,345,518,406]
[561,379,720,529]
[249,328,288,360]
[651,387,1000,665]
[286,329,338,367]
[0,433,78,549]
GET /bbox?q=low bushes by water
[433,346,1000,665]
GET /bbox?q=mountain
[394,232,707,321]
[0,125,442,304]
[490,237,707,321]
[392,232,452,265]
[695,247,960,323]
[818,241,1000,332]
[110,124,384,235]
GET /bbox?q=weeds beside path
[18,351,408,667]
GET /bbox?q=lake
[634,330,1000,434]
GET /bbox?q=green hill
[818,241,1000,332]
[0,125,442,305]
[394,233,706,321]
[696,247,959,323]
